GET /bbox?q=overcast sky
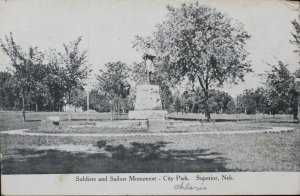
[0,0,298,97]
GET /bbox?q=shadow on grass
[2,141,231,174]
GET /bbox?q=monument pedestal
[128,110,167,120]
[129,84,167,132]
[147,118,166,132]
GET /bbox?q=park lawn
[21,121,272,135]
[1,111,295,131]
[0,111,127,131]
[1,111,299,174]
[1,125,299,174]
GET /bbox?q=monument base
[147,118,167,132]
[129,84,168,132]
[128,110,167,120]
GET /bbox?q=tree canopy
[59,36,89,104]
[265,61,299,118]
[291,12,300,63]
[133,2,251,120]
[97,61,131,113]
[0,34,90,119]
[0,33,46,120]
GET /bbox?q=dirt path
[1,127,294,137]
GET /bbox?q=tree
[88,89,111,112]
[173,96,182,113]
[252,87,269,114]
[265,61,299,120]
[188,88,233,114]
[295,68,300,78]
[181,90,194,113]
[44,49,67,111]
[227,100,236,114]
[208,89,233,113]
[291,11,300,63]
[237,88,269,114]
[59,36,89,105]
[0,71,20,110]
[0,33,45,121]
[133,3,251,120]
[97,61,131,114]
[291,11,300,122]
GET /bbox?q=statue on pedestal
[128,42,167,123]
[142,42,156,84]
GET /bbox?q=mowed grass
[0,111,127,131]
[1,111,299,174]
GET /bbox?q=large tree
[265,61,299,119]
[0,33,46,121]
[237,88,269,114]
[133,3,251,120]
[181,87,233,114]
[97,61,131,114]
[291,11,300,62]
[59,36,89,105]
[291,11,300,122]
[88,89,111,112]
[0,71,20,110]
[45,49,67,111]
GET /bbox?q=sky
[0,0,299,97]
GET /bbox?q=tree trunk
[22,94,26,122]
[204,90,211,121]
[68,90,72,104]
[68,111,71,122]
[117,100,119,115]
[13,101,17,110]
[68,89,72,122]
[111,107,113,121]
[52,100,55,112]
[198,76,211,122]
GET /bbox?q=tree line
[1,3,299,121]
[0,34,89,121]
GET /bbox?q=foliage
[43,49,67,111]
[0,34,91,115]
[97,61,131,113]
[227,100,236,114]
[173,96,182,113]
[0,72,21,110]
[170,88,234,114]
[207,89,233,113]
[87,89,110,112]
[59,36,89,104]
[133,2,251,120]
[291,12,300,63]
[0,33,47,120]
[237,88,269,114]
[265,61,299,119]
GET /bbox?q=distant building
[62,104,83,112]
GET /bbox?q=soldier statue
[142,42,156,84]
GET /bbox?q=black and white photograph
[0,0,300,195]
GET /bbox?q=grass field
[1,111,299,174]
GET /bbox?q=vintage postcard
[0,0,300,195]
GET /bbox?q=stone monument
[128,43,167,131]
